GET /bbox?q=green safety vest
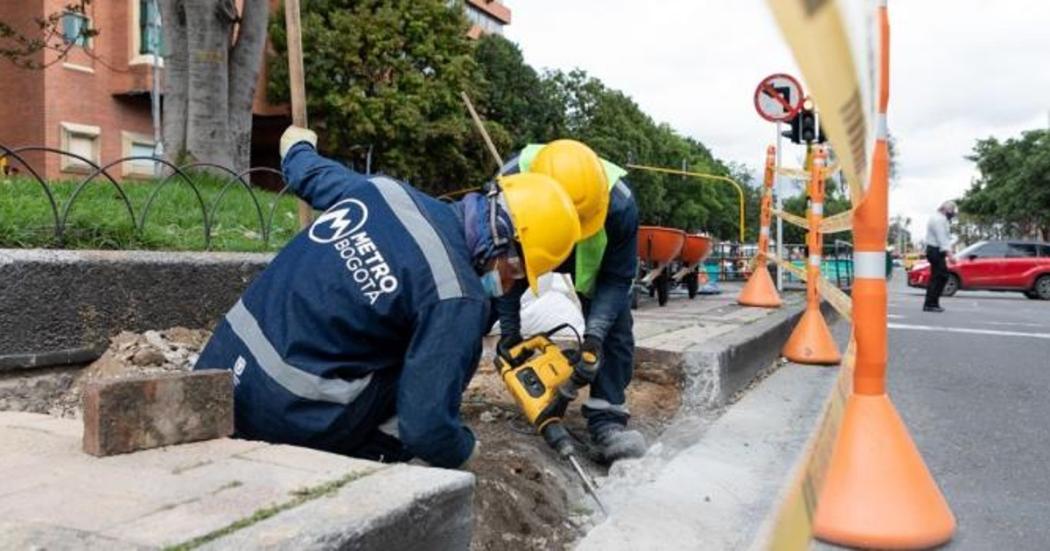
[518,144,627,296]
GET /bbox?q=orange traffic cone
[738,265,781,307]
[782,307,840,364]
[813,393,956,548]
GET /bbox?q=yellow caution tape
[768,253,808,281]
[761,336,856,550]
[819,210,854,234]
[817,276,853,319]
[778,163,841,181]
[765,0,880,205]
[773,208,809,230]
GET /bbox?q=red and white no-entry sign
[754,73,804,122]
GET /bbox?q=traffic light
[800,108,817,143]
[782,97,828,145]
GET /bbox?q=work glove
[572,335,602,387]
[496,333,524,366]
[279,125,317,160]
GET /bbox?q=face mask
[480,269,504,297]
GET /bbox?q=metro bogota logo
[309,199,369,243]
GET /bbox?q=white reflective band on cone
[809,254,822,266]
[812,202,824,216]
[760,226,770,236]
[854,251,886,279]
[877,113,888,140]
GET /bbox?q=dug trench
[0,329,685,551]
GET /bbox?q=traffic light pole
[775,120,784,291]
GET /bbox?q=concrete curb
[750,339,855,551]
[0,412,476,550]
[636,297,839,410]
[577,299,848,550]
[0,249,272,371]
[203,465,475,551]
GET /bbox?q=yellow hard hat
[499,173,582,294]
[530,140,609,239]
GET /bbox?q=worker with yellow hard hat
[495,139,646,464]
[195,126,579,469]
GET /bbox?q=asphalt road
[886,270,1050,549]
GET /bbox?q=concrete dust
[463,359,683,550]
[0,328,209,418]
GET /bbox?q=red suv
[908,240,1050,300]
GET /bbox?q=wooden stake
[284,0,313,229]
[460,91,503,170]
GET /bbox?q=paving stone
[0,484,152,533]
[81,369,234,457]
[234,441,381,475]
[638,323,737,352]
[200,464,474,551]
[0,521,150,550]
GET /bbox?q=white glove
[279,126,317,159]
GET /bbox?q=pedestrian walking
[923,200,957,312]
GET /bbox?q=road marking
[887,314,906,319]
[888,323,1050,340]
[984,321,1048,329]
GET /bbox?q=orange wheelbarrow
[635,226,686,306]
[670,234,713,299]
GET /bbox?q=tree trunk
[227,0,269,174]
[160,0,266,171]
[160,0,189,162]
[183,0,235,168]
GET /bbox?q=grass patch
[0,173,303,252]
[163,469,377,551]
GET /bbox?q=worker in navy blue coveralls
[494,140,646,464]
[195,127,581,469]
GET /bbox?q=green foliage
[0,174,299,251]
[960,129,1050,240]
[268,0,494,194]
[473,34,565,149]
[542,69,754,239]
[266,6,757,241]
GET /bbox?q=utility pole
[775,121,784,290]
[285,0,313,229]
[149,0,164,177]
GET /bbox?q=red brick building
[0,1,511,180]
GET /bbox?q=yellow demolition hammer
[494,324,607,514]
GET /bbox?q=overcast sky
[505,1,1050,244]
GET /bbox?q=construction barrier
[767,0,956,547]
[738,146,782,307]
[781,147,841,365]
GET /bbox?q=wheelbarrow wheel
[686,271,699,299]
[656,273,670,306]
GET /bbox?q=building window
[61,12,92,47]
[121,131,157,178]
[60,123,101,173]
[139,0,163,55]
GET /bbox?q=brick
[82,370,234,457]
